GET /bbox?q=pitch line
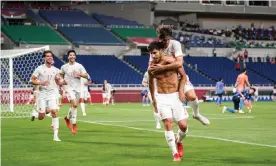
[79,120,276,148]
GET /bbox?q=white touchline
[79,120,276,149]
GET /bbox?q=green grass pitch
[2,102,276,166]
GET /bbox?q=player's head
[157,26,172,49]
[242,68,247,74]
[67,50,76,63]
[249,87,256,94]
[148,41,164,63]
[104,80,107,84]
[43,50,54,65]
[218,78,223,82]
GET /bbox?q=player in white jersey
[149,26,210,126]
[102,80,112,106]
[142,71,161,129]
[79,74,92,116]
[30,50,64,141]
[61,50,88,134]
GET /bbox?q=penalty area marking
[79,120,276,149]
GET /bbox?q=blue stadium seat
[39,10,99,25]
[247,61,276,82]
[76,55,142,84]
[58,27,124,45]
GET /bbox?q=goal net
[0,46,49,118]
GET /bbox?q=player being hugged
[61,50,88,134]
[30,50,65,141]
[148,41,188,162]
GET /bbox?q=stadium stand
[39,10,99,25]
[76,55,142,84]
[58,27,124,45]
[1,25,68,45]
[123,55,215,85]
[92,13,143,27]
[111,28,157,41]
[246,60,276,82]
[184,57,272,84]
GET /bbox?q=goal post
[0,46,49,118]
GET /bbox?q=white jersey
[104,83,112,94]
[149,39,183,61]
[81,77,89,92]
[60,62,87,92]
[142,71,158,94]
[32,64,60,100]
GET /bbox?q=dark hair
[157,26,172,39]
[67,50,76,56]
[251,87,256,93]
[218,78,223,81]
[242,68,247,73]
[43,50,53,58]
[147,41,163,52]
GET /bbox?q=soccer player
[61,50,88,134]
[235,68,251,113]
[148,41,188,161]
[110,88,115,105]
[30,50,64,141]
[102,80,112,106]
[141,89,149,106]
[223,87,256,114]
[79,74,92,116]
[215,78,225,106]
[149,26,210,125]
[142,71,161,129]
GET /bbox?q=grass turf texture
[2,102,276,166]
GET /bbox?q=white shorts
[38,98,59,113]
[148,91,158,103]
[102,93,111,99]
[83,91,91,100]
[66,87,80,101]
[184,76,194,94]
[156,92,189,122]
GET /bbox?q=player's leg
[64,88,75,129]
[185,84,210,125]
[37,98,47,120]
[157,94,180,161]
[79,97,86,116]
[239,98,245,113]
[173,94,189,158]
[244,99,252,113]
[48,99,61,141]
[70,91,80,134]
[111,95,115,105]
[30,94,39,121]
[149,93,161,129]
[223,97,239,113]
[142,94,146,106]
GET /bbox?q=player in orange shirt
[234,69,251,113]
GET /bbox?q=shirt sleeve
[173,41,184,57]
[79,64,87,74]
[32,66,40,77]
[60,65,65,75]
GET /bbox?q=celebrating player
[148,41,188,161]
[79,74,92,116]
[102,80,112,106]
[30,50,64,141]
[149,26,209,125]
[61,50,88,134]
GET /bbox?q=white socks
[66,108,72,119]
[176,127,188,143]
[165,130,178,155]
[71,108,77,124]
[188,98,200,116]
[80,103,86,115]
[154,112,161,126]
[111,98,114,105]
[52,117,59,138]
